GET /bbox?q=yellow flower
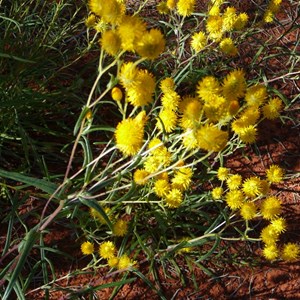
[118,15,147,52]
[119,62,139,90]
[157,1,169,14]
[85,14,97,28]
[100,30,121,56]
[191,31,207,52]
[226,174,242,190]
[242,176,263,198]
[196,76,221,102]
[260,196,282,220]
[270,217,287,234]
[161,91,181,111]
[260,225,280,245]
[262,97,283,120]
[160,77,175,94]
[217,167,229,181]
[219,37,238,56]
[203,95,228,122]
[196,124,228,152]
[245,85,267,107]
[180,98,202,129]
[233,13,249,30]
[107,256,119,268]
[240,202,257,220]
[239,107,260,125]
[222,7,237,32]
[167,0,176,9]
[81,241,94,255]
[266,164,284,183]
[148,138,164,153]
[126,69,156,107]
[262,244,279,261]
[113,219,128,237]
[208,6,220,16]
[171,167,193,191]
[133,169,149,185]
[222,69,246,101]
[117,254,135,269]
[225,190,244,210]
[237,125,258,144]
[154,179,170,198]
[206,15,223,41]
[263,9,274,23]
[281,243,300,261]
[165,189,184,208]
[115,116,144,156]
[136,29,166,60]
[157,109,178,133]
[211,187,223,199]
[176,0,196,17]
[99,241,117,259]
[111,87,123,102]
[89,0,125,25]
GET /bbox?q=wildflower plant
[1,0,299,298]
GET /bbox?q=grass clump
[0,0,299,299]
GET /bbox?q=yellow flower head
[270,217,287,234]
[89,0,125,25]
[115,116,144,156]
[160,77,175,94]
[217,167,229,181]
[113,219,128,237]
[165,188,184,208]
[211,186,224,200]
[208,6,220,16]
[117,254,135,269]
[100,30,121,56]
[118,15,147,52]
[180,98,202,129]
[136,29,166,60]
[222,69,246,101]
[196,76,221,102]
[176,0,196,17]
[161,91,181,111]
[126,69,156,107]
[260,224,280,245]
[234,13,249,30]
[90,206,112,224]
[262,97,283,120]
[237,125,258,144]
[239,107,260,126]
[266,164,284,183]
[157,1,169,14]
[157,109,178,133]
[196,124,228,152]
[191,31,207,52]
[111,87,123,102]
[154,179,170,198]
[262,243,279,261]
[99,241,117,259]
[206,15,223,41]
[148,137,163,153]
[240,202,257,220]
[263,9,274,23]
[85,14,97,28]
[260,196,282,220]
[203,95,228,123]
[119,62,139,90]
[281,243,300,261]
[245,85,267,107]
[225,190,244,210]
[222,7,237,32]
[107,256,119,268]
[171,167,193,191]
[226,174,242,190]
[242,176,263,198]
[133,169,149,185]
[81,241,94,255]
[219,37,238,56]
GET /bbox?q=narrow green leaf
[0,169,57,195]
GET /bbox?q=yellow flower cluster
[263,0,283,23]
